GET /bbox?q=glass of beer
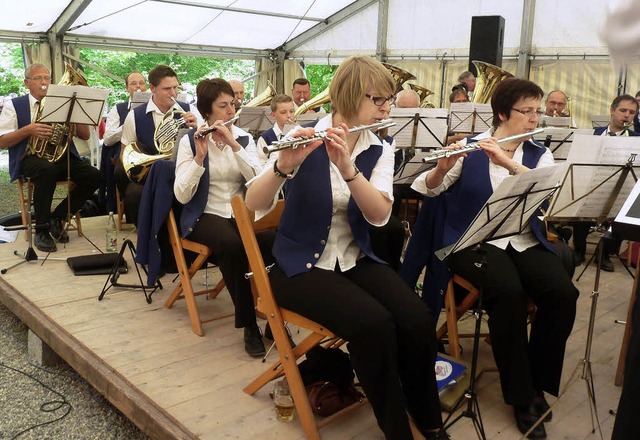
[273,379,295,422]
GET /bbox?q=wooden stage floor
[0,216,631,439]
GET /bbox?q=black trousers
[369,215,405,272]
[448,243,579,406]
[98,144,120,213]
[188,213,274,329]
[572,221,621,256]
[21,154,102,231]
[113,160,143,226]
[269,258,442,440]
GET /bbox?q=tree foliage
[0,44,27,97]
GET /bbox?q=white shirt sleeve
[120,111,137,147]
[0,99,19,138]
[174,134,205,204]
[233,134,261,180]
[103,105,124,146]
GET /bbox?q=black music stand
[449,102,493,136]
[532,127,592,161]
[543,154,640,439]
[36,84,108,256]
[437,165,562,439]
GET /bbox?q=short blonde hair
[329,56,395,120]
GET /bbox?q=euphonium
[471,61,514,104]
[29,63,87,162]
[408,84,436,108]
[122,143,172,183]
[294,86,330,117]
[236,81,277,117]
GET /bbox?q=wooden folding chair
[232,195,364,440]
[164,209,228,336]
[18,178,82,240]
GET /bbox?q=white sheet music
[237,107,273,132]
[131,91,152,109]
[394,150,434,185]
[39,85,109,125]
[532,127,592,160]
[591,115,610,128]
[389,107,448,150]
[540,116,571,128]
[449,102,493,134]
[547,134,640,220]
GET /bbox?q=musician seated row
[114,65,201,227]
[173,78,269,358]
[245,55,445,440]
[406,78,579,439]
[0,63,102,253]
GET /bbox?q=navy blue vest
[259,128,279,146]
[133,100,189,155]
[443,139,552,252]
[593,126,640,136]
[180,129,251,237]
[275,140,386,277]
[10,94,80,182]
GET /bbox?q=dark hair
[148,65,178,87]
[270,94,293,112]
[491,78,544,127]
[449,89,469,103]
[292,78,310,88]
[452,83,468,93]
[196,78,234,119]
[611,94,639,111]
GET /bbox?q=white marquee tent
[0,0,637,128]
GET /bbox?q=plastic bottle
[106,212,117,252]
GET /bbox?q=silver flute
[264,119,396,156]
[194,117,239,139]
[422,128,545,163]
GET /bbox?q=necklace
[500,145,517,152]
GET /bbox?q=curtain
[22,42,52,72]
[254,57,277,99]
[284,59,305,96]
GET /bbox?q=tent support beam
[516,0,536,79]
[376,0,389,62]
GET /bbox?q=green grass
[0,167,20,218]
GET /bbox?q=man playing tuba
[0,63,102,253]
[114,65,201,226]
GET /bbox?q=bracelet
[273,160,294,179]
[343,164,361,183]
[509,161,520,175]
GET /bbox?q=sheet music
[389,107,448,150]
[38,85,109,125]
[236,107,273,132]
[547,135,640,220]
[540,116,571,128]
[615,179,640,227]
[591,115,610,128]
[394,150,434,185]
[444,164,563,257]
[449,102,492,134]
[532,127,592,160]
[131,91,152,109]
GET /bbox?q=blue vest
[259,128,278,146]
[275,141,386,277]
[10,94,80,182]
[593,126,640,136]
[133,100,190,155]
[103,101,131,149]
[179,129,250,237]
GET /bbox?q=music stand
[2,177,40,274]
[37,84,108,255]
[539,115,572,128]
[532,127,592,161]
[591,115,610,129]
[449,102,493,135]
[131,91,152,109]
[543,135,640,438]
[437,165,563,439]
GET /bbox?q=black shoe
[514,404,547,439]
[424,429,450,439]
[598,255,614,272]
[264,322,297,348]
[49,217,69,243]
[533,392,552,422]
[574,251,585,266]
[244,324,266,357]
[34,231,57,253]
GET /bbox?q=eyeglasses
[27,76,51,82]
[365,93,396,107]
[512,108,544,117]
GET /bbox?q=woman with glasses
[245,55,446,440]
[410,78,578,439]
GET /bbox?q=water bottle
[106,212,117,252]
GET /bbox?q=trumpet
[422,128,544,163]
[263,119,396,157]
[194,117,239,139]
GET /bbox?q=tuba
[294,86,330,118]
[408,84,436,108]
[29,63,87,162]
[236,81,277,118]
[471,61,514,104]
[382,63,417,93]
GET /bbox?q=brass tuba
[294,86,330,118]
[471,60,514,104]
[236,81,277,118]
[408,84,435,108]
[382,63,417,93]
[29,63,87,162]
[122,143,172,183]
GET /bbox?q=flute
[194,117,239,139]
[422,128,545,163]
[264,119,396,157]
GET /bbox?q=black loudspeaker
[468,15,505,77]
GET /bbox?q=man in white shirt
[100,71,146,214]
[291,78,327,115]
[115,65,201,226]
